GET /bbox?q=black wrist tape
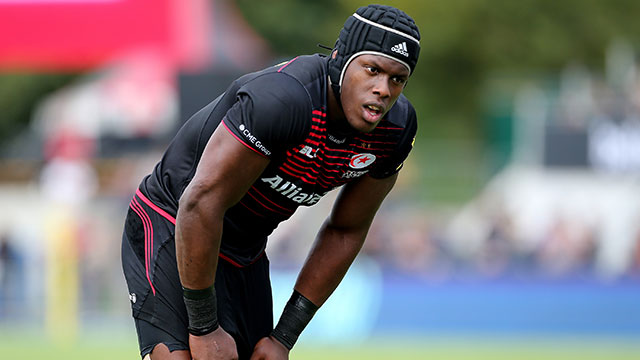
[182,285,219,336]
[271,290,319,350]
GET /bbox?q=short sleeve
[223,72,311,157]
[368,101,418,179]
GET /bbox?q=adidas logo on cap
[391,42,409,57]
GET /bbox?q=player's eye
[364,65,379,74]
[392,76,408,86]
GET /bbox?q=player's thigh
[216,254,273,352]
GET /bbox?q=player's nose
[372,76,391,99]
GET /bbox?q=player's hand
[189,326,238,360]
[249,336,289,360]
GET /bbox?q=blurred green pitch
[1,332,638,360]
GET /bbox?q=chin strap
[327,72,342,109]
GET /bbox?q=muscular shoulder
[223,72,313,157]
[237,71,312,115]
[274,54,328,90]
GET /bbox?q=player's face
[340,54,409,133]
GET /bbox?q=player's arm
[177,73,308,296]
[295,172,397,304]
[176,121,269,290]
[253,173,397,357]
[176,121,270,359]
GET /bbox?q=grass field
[1,330,638,360]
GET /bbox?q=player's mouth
[362,103,385,123]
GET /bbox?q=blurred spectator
[39,132,98,205]
[631,225,640,274]
[474,210,517,277]
[0,232,12,293]
[0,231,21,317]
[536,215,597,277]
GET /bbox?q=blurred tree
[0,73,77,148]
[237,0,640,138]
[236,0,345,57]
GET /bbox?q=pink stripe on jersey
[321,167,341,174]
[285,150,315,164]
[283,159,318,173]
[279,163,306,177]
[219,253,244,268]
[353,145,387,151]
[316,177,333,188]
[239,200,266,218]
[323,156,351,162]
[281,162,317,177]
[324,148,359,155]
[359,139,396,144]
[249,186,295,213]
[219,251,266,268]
[129,198,157,296]
[136,189,176,225]
[277,56,299,72]
[321,160,345,167]
[279,167,315,184]
[221,120,269,158]
[246,190,291,216]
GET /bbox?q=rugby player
[121,4,420,360]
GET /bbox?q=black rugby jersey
[139,54,417,265]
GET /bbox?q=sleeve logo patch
[349,153,376,169]
[238,124,271,156]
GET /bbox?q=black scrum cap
[327,4,421,99]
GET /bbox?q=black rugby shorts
[121,190,274,359]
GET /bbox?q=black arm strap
[271,290,319,350]
[183,285,219,336]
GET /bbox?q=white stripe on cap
[338,51,411,90]
[352,13,420,45]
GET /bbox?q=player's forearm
[294,220,368,306]
[175,184,225,290]
[269,222,367,350]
